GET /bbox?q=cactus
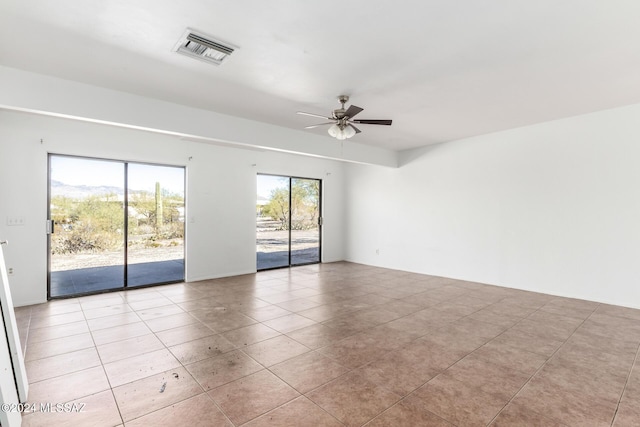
[155,182,163,229]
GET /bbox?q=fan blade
[297,111,332,120]
[352,119,392,125]
[305,122,335,129]
[349,124,362,134]
[344,105,364,119]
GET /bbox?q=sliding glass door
[290,178,321,266]
[256,175,290,269]
[127,163,185,287]
[256,174,321,270]
[49,157,126,296]
[48,155,185,298]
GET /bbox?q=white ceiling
[1,0,640,151]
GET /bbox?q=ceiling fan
[297,95,392,140]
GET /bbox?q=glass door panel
[256,175,290,270]
[257,174,321,270]
[49,156,125,297]
[291,178,320,266]
[127,164,185,287]
[48,155,186,298]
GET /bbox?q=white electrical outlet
[8,267,14,276]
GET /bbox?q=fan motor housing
[333,108,346,119]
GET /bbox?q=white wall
[0,110,345,306]
[4,77,640,311]
[0,66,397,168]
[345,103,640,309]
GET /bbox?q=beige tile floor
[14,262,640,426]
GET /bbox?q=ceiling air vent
[174,28,236,66]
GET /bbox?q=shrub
[51,223,121,254]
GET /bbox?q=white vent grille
[174,28,236,66]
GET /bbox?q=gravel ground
[256,216,319,253]
[51,245,184,271]
[52,217,319,271]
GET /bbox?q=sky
[51,157,301,199]
[256,175,288,199]
[50,156,185,194]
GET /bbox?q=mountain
[50,180,184,200]
[51,180,125,199]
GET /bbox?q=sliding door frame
[256,173,322,271]
[47,153,186,299]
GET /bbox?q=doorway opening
[256,174,321,270]
[48,154,185,298]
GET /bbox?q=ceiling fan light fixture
[328,124,341,138]
[328,123,357,140]
[343,125,356,139]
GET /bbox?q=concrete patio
[50,259,184,297]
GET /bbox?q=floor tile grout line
[81,300,127,426]
[22,305,124,423]
[233,394,302,426]
[192,345,300,426]
[20,265,640,426]
[278,300,481,426]
[207,393,236,427]
[145,306,261,412]
[119,391,211,425]
[92,298,213,424]
[380,293,584,425]
[22,338,97,364]
[359,397,450,427]
[299,369,383,426]
[386,310,505,426]
[172,291,417,425]
[484,303,600,426]
[611,339,640,426]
